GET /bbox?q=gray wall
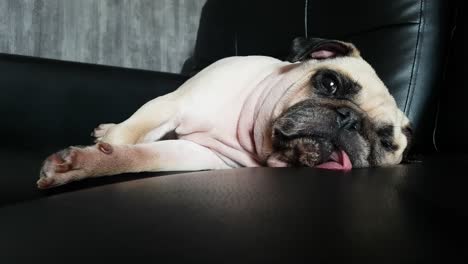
[0,0,206,73]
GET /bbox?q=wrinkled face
[267,38,412,169]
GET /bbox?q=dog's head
[266,37,412,169]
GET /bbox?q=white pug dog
[38,38,412,189]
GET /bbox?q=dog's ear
[400,124,419,164]
[286,37,360,62]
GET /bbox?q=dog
[37,37,412,189]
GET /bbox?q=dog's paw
[91,123,116,142]
[37,147,85,189]
[38,143,114,189]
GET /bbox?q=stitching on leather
[304,0,309,37]
[403,0,424,115]
[234,32,238,56]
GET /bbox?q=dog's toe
[92,123,116,139]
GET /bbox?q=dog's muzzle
[269,100,369,170]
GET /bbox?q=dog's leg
[100,92,183,145]
[37,140,230,189]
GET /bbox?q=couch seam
[234,32,238,56]
[404,0,424,115]
[304,0,309,37]
[432,6,459,152]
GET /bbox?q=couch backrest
[183,0,457,154]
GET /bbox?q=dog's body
[37,38,412,189]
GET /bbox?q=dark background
[436,0,466,153]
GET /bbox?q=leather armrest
[0,53,189,153]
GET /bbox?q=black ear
[286,37,360,62]
[401,124,417,164]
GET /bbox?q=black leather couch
[0,0,465,262]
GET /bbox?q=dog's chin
[268,137,353,171]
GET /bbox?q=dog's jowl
[37,38,412,189]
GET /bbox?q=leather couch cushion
[1,157,465,261]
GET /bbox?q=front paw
[91,123,116,143]
[100,124,136,145]
[37,147,83,189]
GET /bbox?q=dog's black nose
[336,108,361,131]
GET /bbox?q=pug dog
[37,38,413,189]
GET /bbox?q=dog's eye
[381,139,398,151]
[321,76,338,95]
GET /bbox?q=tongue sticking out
[315,150,352,171]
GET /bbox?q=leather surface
[184,0,456,154]
[435,4,466,153]
[0,156,466,263]
[0,53,189,153]
[0,150,182,207]
[182,0,305,75]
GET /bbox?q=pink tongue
[315,150,352,171]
